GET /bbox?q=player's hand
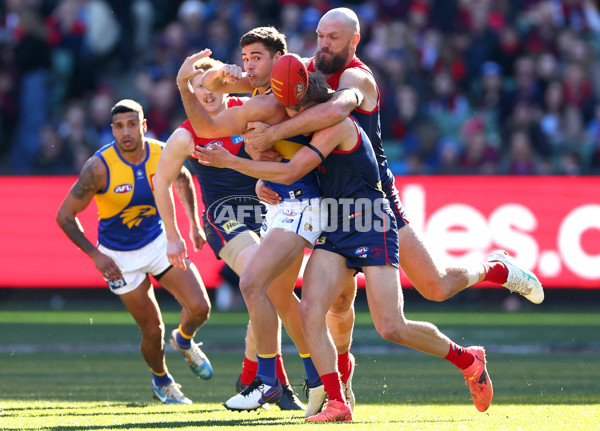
[177,49,212,88]
[245,144,282,162]
[219,64,244,84]
[167,237,188,270]
[190,226,206,252]
[194,143,232,167]
[91,250,122,281]
[243,121,275,150]
[256,179,281,205]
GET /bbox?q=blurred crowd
[1,0,600,175]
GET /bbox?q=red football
[270,53,308,106]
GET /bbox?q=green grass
[1,304,599,430]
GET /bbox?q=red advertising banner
[0,176,598,289]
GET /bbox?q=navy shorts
[384,181,410,229]
[202,205,264,258]
[314,205,399,271]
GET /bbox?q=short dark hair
[111,99,144,120]
[240,26,287,57]
[295,72,335,109]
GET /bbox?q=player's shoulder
[146,137,166,151]
[339,65,376,88]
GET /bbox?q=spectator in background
[9,4,51,172]
[460,116,499,175]
[502,130,541,175]
[34,123,75,174]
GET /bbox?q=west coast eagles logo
[120,205,156,228]
[304,223,313,232]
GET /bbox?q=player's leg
[398,223,543,303]
[301,249,355,407]
[119,277,191,404]
[327,274,357,411]
[363,264,493,412]
[221,237,261,391]
[224,229,307,410]
[158,261,213,380]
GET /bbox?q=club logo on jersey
[120,205,157,228]
[304,223,313,231]
[354,246,369,257]
[113,183,133,194]
[283,209,297,216]
[223,220,244,234]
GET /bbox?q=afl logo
[354,246,369,255]
[208,140,223,147]
[114,183,133,194]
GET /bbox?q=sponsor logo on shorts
[107,278,127,290]
[283,218,294,223]
[114,183,133,194]
[316,236,326,245]
[354,246,369,256]
[206,195,265,234]
[223,220,244,234]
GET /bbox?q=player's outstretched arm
[201,63,253,94]
[177,51,256,139]
[56,156,122,280]
[155,128,197,270]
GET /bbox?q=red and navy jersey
[317,117,385,216]
[181,97,259,214]
[308,56,401,214]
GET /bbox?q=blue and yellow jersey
[93,139,164,251]
[264,134,321,200]
[253,85,320,200]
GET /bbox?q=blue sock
[301,355,322,387]
[256,354,278,386]
[152,370,173,387]
[176,326,192,349]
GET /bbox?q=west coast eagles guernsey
[254,86,320,200]
[94,139,164,251]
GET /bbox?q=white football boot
[488,250,544,304]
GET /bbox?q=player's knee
[238,271,260,301]
[141,320,165,344]
[299,298,325,327]
[374,320,407,344]
[420,285,450,302]
[188,299,211,323]
[329,292,354,314]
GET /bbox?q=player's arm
[155,128,201,270]
[173,165,205,251]
[243,68,371,147]
[56,157,122,280]
[196,121,347,184]
[201,63,253,94]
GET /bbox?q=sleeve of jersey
[227,97,245,108]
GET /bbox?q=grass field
[1,294,599,430]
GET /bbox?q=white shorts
[260,197,324,245]
[97,231,171,295]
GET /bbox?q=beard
[315,47,350,74]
